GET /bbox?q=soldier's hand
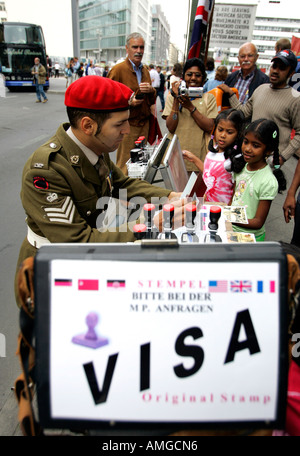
[153,198,196,232]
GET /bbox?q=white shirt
[150,68,160,88]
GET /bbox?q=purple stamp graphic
[72,312,109,349]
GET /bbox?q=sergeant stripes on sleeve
[44,196,75,224]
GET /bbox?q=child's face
[214,119,238,152]
[242,132,267,170]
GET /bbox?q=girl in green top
[232,119,286,241]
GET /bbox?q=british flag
[188,0,215,59]
[230,280,252,293]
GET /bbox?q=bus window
[0,23,48,89]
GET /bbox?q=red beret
[65,76,133,112]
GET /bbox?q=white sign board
[37,254,286,428]
[210,3,257,48]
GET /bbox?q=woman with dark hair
[162,58,218,173]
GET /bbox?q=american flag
[208,280,228,293]
[188,0,215,59]
[230,280,252,293]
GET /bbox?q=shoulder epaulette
[29,139,61,170]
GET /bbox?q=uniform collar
[56,124,101,185]
[66,126,99,166]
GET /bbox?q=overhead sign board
[210,3,257,48]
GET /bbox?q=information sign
[35,243,288,431]
[210,3,257,48]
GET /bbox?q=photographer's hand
[178,95,194,111]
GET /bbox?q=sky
[5,0,73,57]
[4,0,192,57]
[5,0,298,58]
[155,0,191,53]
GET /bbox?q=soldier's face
[91,111,131,154]
[126,38,145,67]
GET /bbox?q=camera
[177,81,203,98]
[135,91,145,100]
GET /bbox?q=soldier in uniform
[15,76,183,306]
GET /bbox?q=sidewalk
[47,76,67,94]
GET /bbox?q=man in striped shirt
[219,49,300,165]
[224,42,269,104]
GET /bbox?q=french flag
[257,281,276,293]
[188,0,214,59]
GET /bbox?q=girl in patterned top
[182,108,245,204]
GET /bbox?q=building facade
[0,1,7,22]
[252,0,300,70]
[210,0,300,73]
[151,4,170,66]
[78,0,154,66]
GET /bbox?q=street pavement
[0,76,297,436]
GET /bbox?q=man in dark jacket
[156,65,165,111]
[225,42,269,104]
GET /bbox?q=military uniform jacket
[19,123,170,258]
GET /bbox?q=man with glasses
[219,50,300,165]
[224,42,269,104]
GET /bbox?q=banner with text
[42,257,286,426]
[210,3,257,49]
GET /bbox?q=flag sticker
[208,280,228,293]
[270,281,276,293]
[257,280,276,293]
[55,279,72,287]
[230,280,252,293]
[257,281,263,293]
[78,279,99,291]
[107,280,126,289]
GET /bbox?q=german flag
[54,278,72,287]
[107,280,126,289]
